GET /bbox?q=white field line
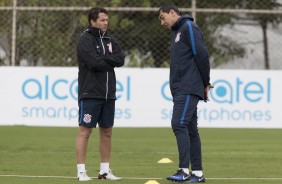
[0,174,162,180]
[1,174,282,180]
[208,178,282,180]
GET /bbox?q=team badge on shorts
[83,114,92,123]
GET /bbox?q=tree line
[0,0,281,69]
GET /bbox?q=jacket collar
[87,26,108,37]
[172,14,194,31]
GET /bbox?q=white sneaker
[98,169,122,180]
[77,171,92,181]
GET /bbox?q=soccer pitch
[0,126,282,184]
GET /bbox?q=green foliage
[119,18,134,29]
[1,0,281,67]
[197,0,282,68]
[242,0,282,26]
[126,49,155,67]
[15,10,82,66]
[212,34,245,66]
[0,0,12,6]
[238,0,282,69]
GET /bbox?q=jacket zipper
[100,31,109,100]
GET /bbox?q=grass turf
[0,126,282,184]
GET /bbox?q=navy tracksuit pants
[171,94,203,170]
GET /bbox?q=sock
[77,164,86,173]
[99,163,109,175]
[192,170,203,177]
[180,168,189,174]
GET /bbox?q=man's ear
[169,9,175,15]
[90,19,96,26]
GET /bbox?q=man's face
[159,10,177,30]
[91,12,108,32]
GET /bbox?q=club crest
[107,42,112,53]
[83,114,92,123]
[175,32,181,42]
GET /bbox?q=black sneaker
[188,174,205,183]
[167,169,190,182]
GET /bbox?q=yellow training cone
[145,180,159,184]
[158,158,173,163]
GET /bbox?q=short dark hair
[158,4,181,16]
[88,7,108,25]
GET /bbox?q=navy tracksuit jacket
[170,14,210,101]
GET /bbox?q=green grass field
[0,126,282,184]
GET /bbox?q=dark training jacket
[170,14,210,100]
[77,27,125,101]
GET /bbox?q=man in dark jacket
[158,4,213,183]
[75,7,125,181]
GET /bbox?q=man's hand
[204,85,214,102]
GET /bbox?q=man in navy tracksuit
[158,4,213,183]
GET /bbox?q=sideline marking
[1,175,282,180]
[0,174,163,180]
[208,178,282,180]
